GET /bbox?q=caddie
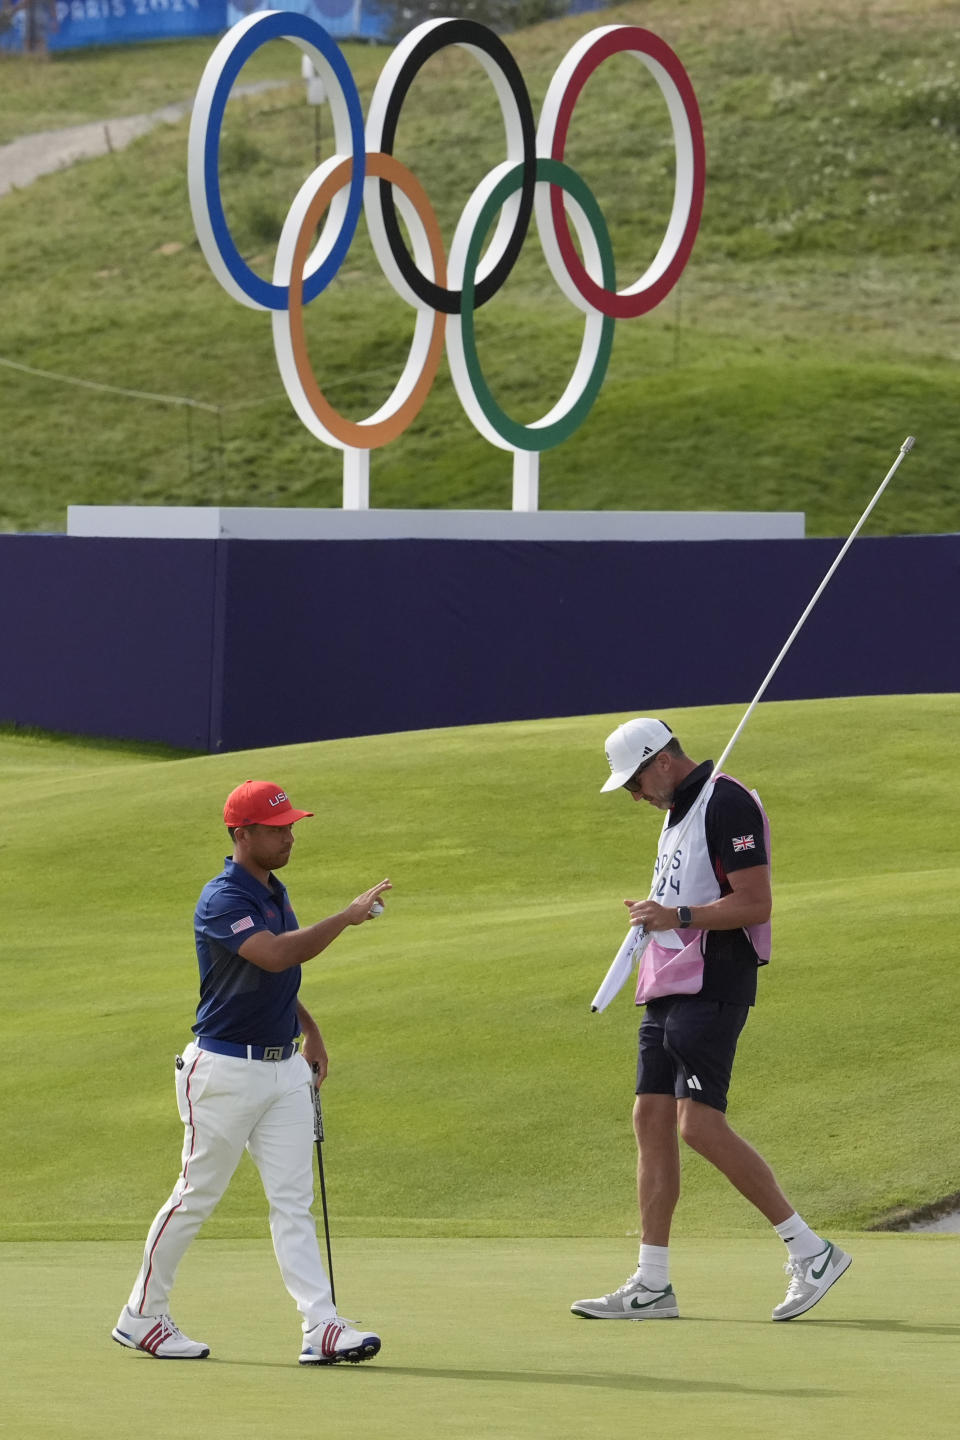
[571,719,852,1323]
[112,780,390,1364]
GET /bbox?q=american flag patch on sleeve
[230,915,255,935]
[732,835,755,852]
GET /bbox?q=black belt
[196,1037,299,1062]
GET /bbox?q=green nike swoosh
[630,1291,665,1309]
[811,1245,834,1281]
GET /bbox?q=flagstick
[710,436,915,782]
[591,436,915,1012]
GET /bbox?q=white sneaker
[112,1305,209,1358]
[571,1268,679,1320]
[299,1316,381,1365]
[772,1241,852,1320]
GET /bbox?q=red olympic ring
[539,26,705,320]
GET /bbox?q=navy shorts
[636,997,749,1113]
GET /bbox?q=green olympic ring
[447,158,615,453]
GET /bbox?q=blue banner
[1,1,609,60]
[1,0,227,52]
[225,1,388,42]
[225,2,610,43]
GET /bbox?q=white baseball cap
[600,718,674,792]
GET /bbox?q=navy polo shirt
[192,858,301,1047]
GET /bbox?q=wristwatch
[677,905,693,928]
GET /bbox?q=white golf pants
[127,1041,335,1330]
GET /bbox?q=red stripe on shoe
[136,1054,202,1314]
[141,1322,166,1354]
[322,1321,343,1356]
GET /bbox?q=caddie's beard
[645,780,676,811]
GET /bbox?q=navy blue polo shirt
[192,858,301,1047]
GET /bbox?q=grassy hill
[1,0,959,533]
[2,693,959,1242]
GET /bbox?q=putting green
[2,699,959,1437]
[3,1236,957,1440]
[3,695,960,1241]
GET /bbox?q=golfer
[112,780,390,1364]
[571,719,851,1323]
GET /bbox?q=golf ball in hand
[369,901,384,917]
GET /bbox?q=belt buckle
[262,1046,283,1062]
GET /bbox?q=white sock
[637,1243,670,1291]
[774,1212,826,1260]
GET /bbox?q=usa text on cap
[223,781,314,826]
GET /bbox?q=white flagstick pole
[590,436,915,1013]
[710,435,915,778]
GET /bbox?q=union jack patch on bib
[732,834,755,852]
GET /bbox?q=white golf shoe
[299,1316,381,1365]
[571,1269,679,1320]
[772,1241,852,1320]
[111,1305,210,1358]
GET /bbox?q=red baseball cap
[223,781,314,827]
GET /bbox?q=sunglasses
[622,755,657,792]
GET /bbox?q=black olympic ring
[370,19,537,316]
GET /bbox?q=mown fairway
[2,1235,958,1440]
[2,0,960,530]
[3,694,959,1242]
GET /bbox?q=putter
[312,1065,336,1306]
[592,435,916,1011]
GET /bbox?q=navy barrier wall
[1,533,957,752]
[0,536,218,750]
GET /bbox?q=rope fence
[0,352,433,505]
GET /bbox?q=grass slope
[3,1236,959,1440]
[2,0,960,531]
[2,694,959,1242]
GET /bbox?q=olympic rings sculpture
[188,10,705,466]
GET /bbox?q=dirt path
[0,80,285,197]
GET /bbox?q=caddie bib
[636,775,771,1004]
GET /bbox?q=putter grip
[312,1065,325,1142]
